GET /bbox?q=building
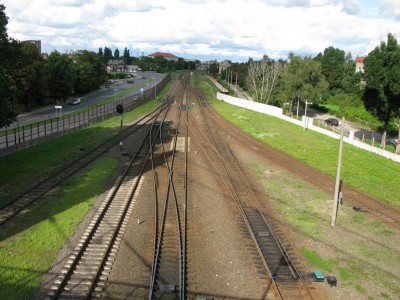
[148,52,179,62]
[355,56,364,73]
[219,60,231,74]
[23,40,41,55]
[106,60,126,72]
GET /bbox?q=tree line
[0,4,201,128]
[215,34,400,141]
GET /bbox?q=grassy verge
[0,157,118,300]
[0,98,160,207]
[199,77,400,208]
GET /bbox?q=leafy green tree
[278,53,328,111]
[74,50,106,93]
[44,51,76,103]
[319,46,346,92]
[11,41,46,107]
[114,48,120,59]
[123,47,131,64]
[103,47,113,64]
[362,33,400,143]
[208,63,219,76]
[0,4,17,127]
[97,47,103,60]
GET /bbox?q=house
[148,52,179,62]
[355,56,364,73]
[219,60,231,74]
[107,60,126,72]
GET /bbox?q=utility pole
[331,116,345,227]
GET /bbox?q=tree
[362,33,400,144]
[246,55,282,104]
[0,4,17,127]
[279,53,328,112]
[74,50,106,93]
[114,48,120,59]
[97,47,103,60]
[103,47,113,64]
[319,46,346,92]
[208,63,219,76]
[123,47,131,64]
[44,51,76,103]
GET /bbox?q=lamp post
[303,99,312,131]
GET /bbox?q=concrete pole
[331,116,345,227]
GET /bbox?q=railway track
[0,103,168,227]
[48,95,173,299]
[187,85,314,299]
[149,76,188,299]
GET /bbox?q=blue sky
[2,0,400,62]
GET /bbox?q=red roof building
[355,55,364,73]
[148,52,179,62]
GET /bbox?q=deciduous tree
[44,51,76,104]
[279,53,328,112]
[246,55,282,104]
[362,33,400,144]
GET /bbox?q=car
[127,80,134,83]
[325,118,340,126]
[105,84,110,88]
[70,98,81,105]
[107,80,114,84]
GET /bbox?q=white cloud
[379,0,400,18]
[2,0,400,61]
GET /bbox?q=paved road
[3,72,165,130]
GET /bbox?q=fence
[0,75,170,157]
[217,92,400,163]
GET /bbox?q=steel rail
[51,102,171,299]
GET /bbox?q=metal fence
[0,75,170,157]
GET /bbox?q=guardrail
[0,75,170,157]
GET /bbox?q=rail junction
[3,73,399,299]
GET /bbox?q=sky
[2,0,400,62]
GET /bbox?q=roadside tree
[279,53,328,113]
[362,33,400,145]
[74,50,106,93]
[0,4,17,127]
[44,51,76,104]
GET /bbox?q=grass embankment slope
[198,75,400,300]
[0,88,166,299]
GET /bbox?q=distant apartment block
[24,40,42,55]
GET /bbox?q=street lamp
[303,99,312,131]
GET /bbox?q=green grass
[0,157,117,300]
[206,87,400,209]
[301,248,339,273]
[0,98,160,207]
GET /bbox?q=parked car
[127,79,134,83]
[70,98,81,105]
[105,84,110,88]
[107,80,114,84]
[325,118,340,126]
